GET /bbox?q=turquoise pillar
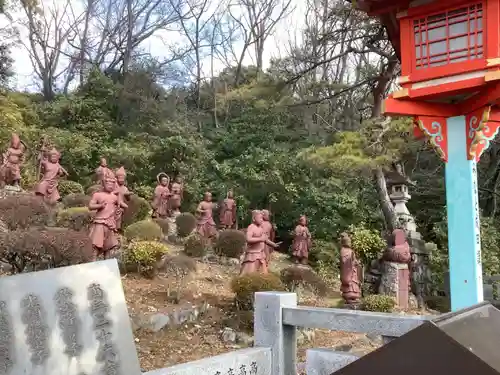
[445,116,483,311]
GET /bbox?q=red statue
[95,157,111,184]
[340,232,361,306]
[292,215,312,265]
[169,176,183,215]
[0,133,26,188]
[88,171,127,261]
[152,173,171,219]
[240,210,278,275]
[196,192,217,239]
[383,229,411,263]
[219,190,236,229]
[261,209,275,264]
[114,166,131,231]
[34,147,68,204]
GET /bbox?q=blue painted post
[445,115,483,311]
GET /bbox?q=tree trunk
[374,167,398,232]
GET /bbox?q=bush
[176,213,197,237]
[125,240,169,278]
[57,207,93,231]
[183,233,209,257]
[157,254,197,303]
[134,185,154,201]
[425,295,450,313]
[230,273,285,310]
[153,218,170,235]
[0,194,50,230]
[280,266,328,296]
[62,193,91,208]
[214,229,246,258]
[122,195,150,228]
[58,180,84,196]
[349,224,386,266]
[0,228,93,273]
[124,220,162,241]
[308,240,340,277]
[361,294,396,313]
[86,184,102,195]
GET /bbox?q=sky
[1,0,306,92]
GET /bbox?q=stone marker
[0,259,141,375]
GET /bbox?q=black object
[332,302,500,375]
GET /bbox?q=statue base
[378,262,410,309]
[166,211,181,238]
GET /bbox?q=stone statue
[219,190,236,229]
[240,210,279,275]
[196,192,217,239]
[261,209,275,264]
[95,158,111,184]
[169,176,183,216]
[88,171,127,261]
[152,173,171,219]
[339,232,361,306]
[0,133,26,188]
[34,147,68,204]
[292,215,312,265]
[379,229,412,309]
[114,166,131,231]
[383,229,411,263]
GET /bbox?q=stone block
[378,262,409,309]
[0,259,141,375]
[306,349,359,375]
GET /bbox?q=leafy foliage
[280,266,327,296]
[183,233,209,257]
[57,207,93,231]
[176,213,197,237]
[230,273,285,310]
[0,194,50,230]
[62,193,91,208]
[58,180,84,196]
[361,294,396,313]
[350,224,386,266]
[126,240,169,277]
[214,229,246,258]
[122,195,150,228]
[124,220,163,241]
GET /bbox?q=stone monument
[0,259,141,375]
[0,133,26,190]
[386,164,430,308]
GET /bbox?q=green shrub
[349,224,386,266]
[230,273,285,310]
[0,194,50,230]
[153,218,170,235]
[183,233,209,257]
[424,295,450,313]
[134,185,154,201]
[159,254,198,301]
[0,228,93,273]
[280,266,328,296]
[57,207,93,231]
[124,220,162,241]
[86,184,102,195]
[309,240,340,276]
[125,240,169,278]
[214,229,246,258]
[361,294,396,313]
[58,180,84,196]
[122,195,150,227]
[176,212,197,237]
[62,193,91,208]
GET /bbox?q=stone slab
[0,259,141,375]
[306,349,359,375]
[144,347,271,375]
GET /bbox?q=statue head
[252,210,263,225]
[157,172,169,187]
[227,190,234,199]
[103,174,117,193]
[204,192,212,202]
[262,209,270,221]
[340,232,351,247]
[115,166,126,185]
[175,176,182,183]
[299,215,307,225]
[100,157,108,167]
[48,148,60,163]
[10,133,20,149]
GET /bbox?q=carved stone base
[378,262,409,309]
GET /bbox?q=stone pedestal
[378,262,409,309]
[166,211,181,238]
[407,230,431,308]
